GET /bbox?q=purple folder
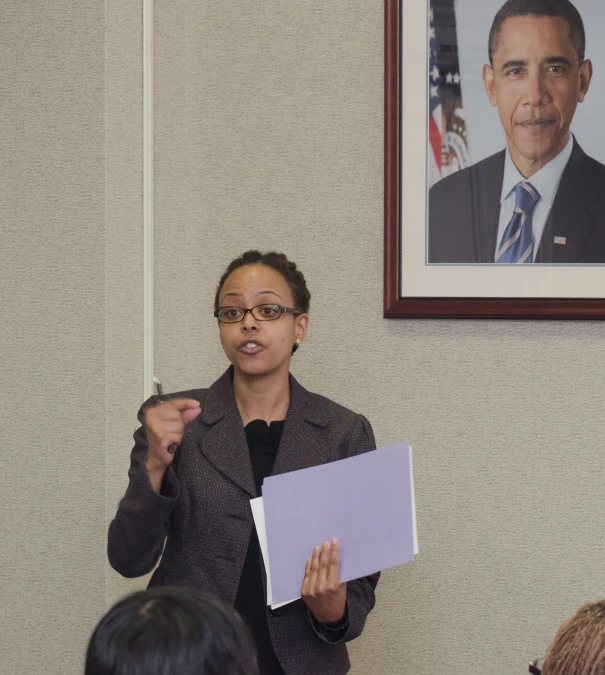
[262,441,414,605]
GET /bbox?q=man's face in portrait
[483,15,592,176]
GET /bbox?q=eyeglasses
[529,658,544,674]
[214,303,301,323]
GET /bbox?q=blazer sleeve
[310,413,381,644]
[107,396,181,578]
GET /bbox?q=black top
[234,419,286,675]
[234,419,349,675]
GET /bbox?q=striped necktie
[495,181,541,264]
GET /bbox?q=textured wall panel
[153,2,605,675]
[0,2,106,673]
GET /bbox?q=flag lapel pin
[554,236,567,245]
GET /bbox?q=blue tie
[496,182,541,264]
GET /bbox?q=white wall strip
[143,0,154,400]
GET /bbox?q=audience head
[85,587,258,675]
[542,600,605,675]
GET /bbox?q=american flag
[428,0,469,188]
[428,6,444,188]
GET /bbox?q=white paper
[250,497,299,608]
[410,446,419,555]
[250,444,419,608]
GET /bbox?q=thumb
[182,406,202,424]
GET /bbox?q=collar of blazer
[197,366,332,497]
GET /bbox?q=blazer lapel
[197,368,257,498]
[536,140,598,263]
[270,374,331,479]
[196,369,331,495]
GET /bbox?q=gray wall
[3,2,605,675]
[1,2,107,673]
[1,1,144,673]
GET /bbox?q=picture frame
[384,0,605,319]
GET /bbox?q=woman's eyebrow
[220,290,283,302]
[256,290,283,300]
[221,291,242,301]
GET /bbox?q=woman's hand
[143,398,201,491]
[301,538,347,624]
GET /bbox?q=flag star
[453,72,461,84]
[431,66,440,80]
[430,26,435,39]
[446,72,453,84]
[430,85,438,98]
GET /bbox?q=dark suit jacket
[108,367,379,675]
[429,139,605,263]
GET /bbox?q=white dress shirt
[495,133,574,261]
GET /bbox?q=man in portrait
[428,0,605,264]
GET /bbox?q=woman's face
[217,264,309,378]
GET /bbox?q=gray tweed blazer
[108,367,380,675]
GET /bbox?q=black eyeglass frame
[529,657,544,675]
[214,303,302,323]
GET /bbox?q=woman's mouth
[238,341,265,355]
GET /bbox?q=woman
[537,600,605,675]
[85,587,258,675]
[108,250,379,675]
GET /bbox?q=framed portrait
[384,0,605,318]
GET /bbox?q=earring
[295,339,301,346]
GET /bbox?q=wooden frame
[384,0,605,319]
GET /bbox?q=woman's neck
[233,368,290,426]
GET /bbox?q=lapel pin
[554,236,567,245]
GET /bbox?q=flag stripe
[429,114,442,172]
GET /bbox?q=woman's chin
[233,355,269,376]
[232,354,288,378]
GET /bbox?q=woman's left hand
[301,538,347,624]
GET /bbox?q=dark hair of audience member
[85,587,259,675]
[543,600,605,675]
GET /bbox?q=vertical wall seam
[143,0,154,400]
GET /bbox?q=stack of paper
[250,441,418,608]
